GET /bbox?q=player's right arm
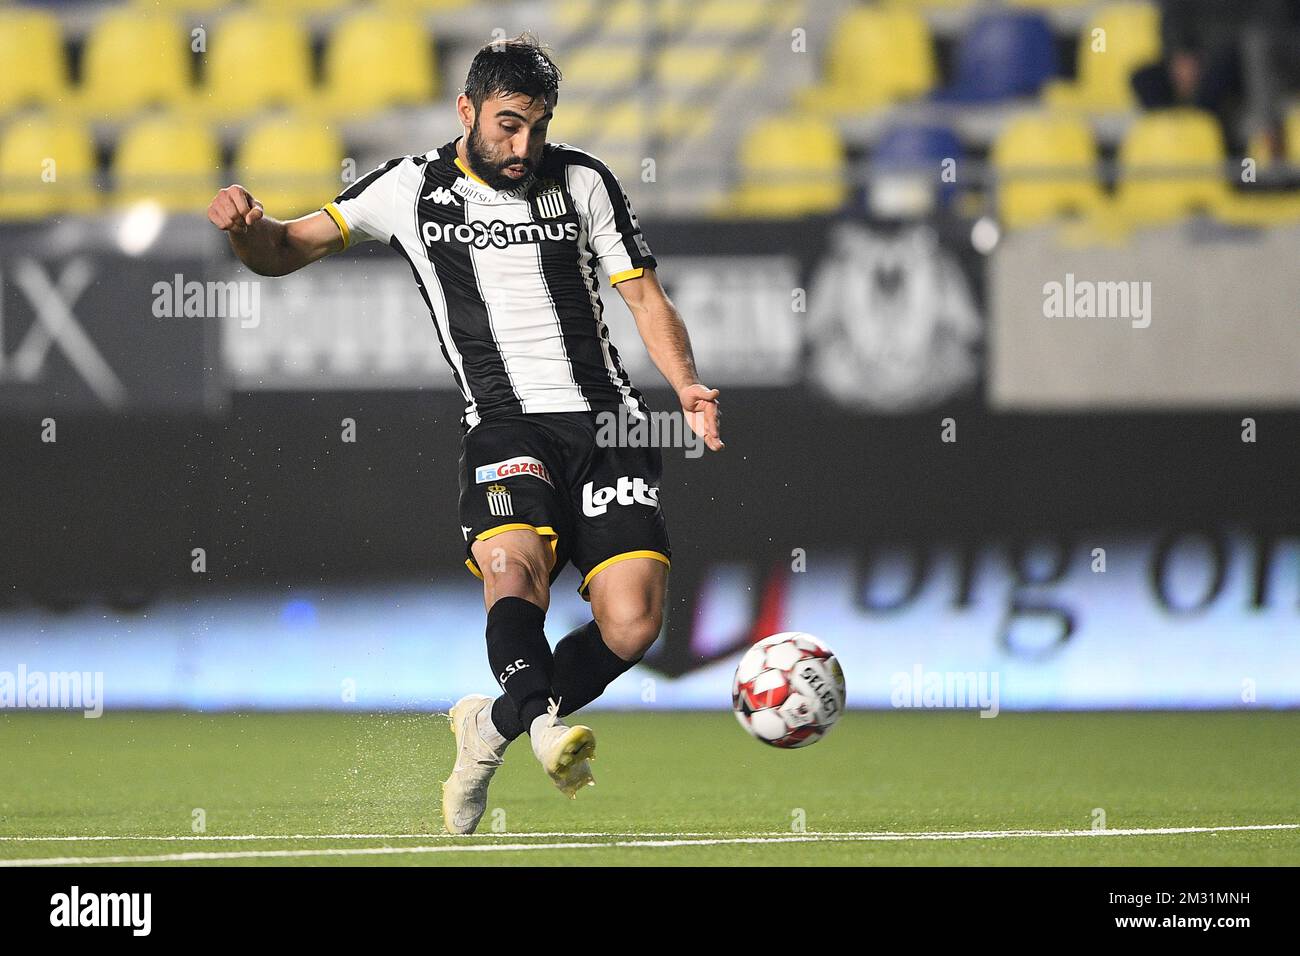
[207,185,344,277]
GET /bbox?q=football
[732,632,846,748]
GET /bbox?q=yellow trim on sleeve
[579,550,671,595]
[455,156,490,187]
[609,267,645,286]
[322,202,350,249]
[463,524,560,579]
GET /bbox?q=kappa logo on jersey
[422,185,460,206]
[534,182,568,219]
[582,476,659,517]
[486,483,513,517]
[475,456,553,486]
[422,219,579,250]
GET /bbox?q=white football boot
[529,697,596,798]
[441,694,507,834]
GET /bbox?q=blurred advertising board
[220,215,985,411]
[0,249,221,413]
[1,530,1296,711]
[990,223,1300,409]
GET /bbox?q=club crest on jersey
[422,219,579,250]
[534,182,568,219]
[486,483,513,517]
[475,456,553,487]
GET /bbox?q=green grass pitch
[0,710,1296,866]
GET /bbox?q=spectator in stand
[1131,0,1300,157]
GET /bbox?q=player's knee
[481,546,551,604]
[597,604,662,659]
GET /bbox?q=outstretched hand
[679,383,724,452]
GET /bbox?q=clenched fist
[207,184,264,235]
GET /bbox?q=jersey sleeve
[567,155,657,285]
[321,158,404,248]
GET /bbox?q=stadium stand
[0,0,1293,224]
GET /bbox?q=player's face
[463,92,551,191]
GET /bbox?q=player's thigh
[587,555,668,658]
[470,528,556,609]
[458,417,569,600]
[572,439,671,655]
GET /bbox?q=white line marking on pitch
[0,823,1294,866]
[0,831,895,843]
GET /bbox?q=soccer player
[206,35,722,833]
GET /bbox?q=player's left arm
[616,269,723,452]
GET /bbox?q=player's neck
[453,137,496,191]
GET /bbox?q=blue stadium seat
[869,123,964,211]
[873,124,964,171]
[934,12,1059,103]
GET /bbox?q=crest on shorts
[534,181,567,219]
[486,483,513,517]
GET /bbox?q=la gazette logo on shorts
[475,456,553,486]
[582,476,658,517]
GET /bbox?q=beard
[465,121,537,192]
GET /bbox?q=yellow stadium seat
[729,115,846,217]
[602,0,655,37]
[1005,0,1092,8]
[992,113,1103,229]
[585,102,648,144]
[555,0,600,33]
[691,0,769,32]
[1212,192,1300,227]
[544,106,594,145]
[235,115,344,218]
[1246,106,1300,168]
[1045,2,1161,112]
[114,114,220,211]
[201,12,313,117]
[655,97,714,140]
[1116,109,1228,223]
[0,116,98,219]
[0,9,68,114]
[79,13,192,119]
[375,0,474,11]
[249,0,353,10]
[653,46,759,91]
[131,0,236,12]
[559,47,644,95]
[799,6,935,116]
[321,11,436,116]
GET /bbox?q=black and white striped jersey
[322,137,657,429]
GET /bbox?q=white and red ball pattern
[732,632,845,748]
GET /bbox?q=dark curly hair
[463,31,562,112]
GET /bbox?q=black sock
[485,597,555,731]
[490,620,639,742]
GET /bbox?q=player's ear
[456,93,476,132]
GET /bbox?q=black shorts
[457,411,671,599]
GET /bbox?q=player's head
[458,33,562,191]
